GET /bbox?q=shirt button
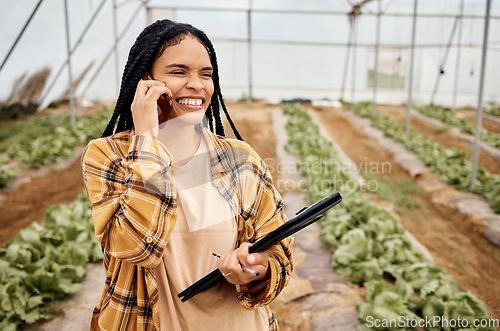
[146,236,153,244]
[213,178,220,186]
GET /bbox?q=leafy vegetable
[0,193,102,330]
[416,104,500,149]
[283,103,495,331]
[0,107,112,187]
[343,101,500,213]
[0,166,18,188]
[484,105,500,117]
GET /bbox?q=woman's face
[151,35,214,126]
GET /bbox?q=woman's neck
[156,122,201,167]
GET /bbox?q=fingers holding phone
[142,73,173,125]
[131,74,172,137]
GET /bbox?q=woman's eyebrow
[166,64,189,69]
[166,64,213,71]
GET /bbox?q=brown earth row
[313,105,500,319]
[375,105,500,175]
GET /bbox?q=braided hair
[102,19,242,140]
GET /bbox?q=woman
[81,19,293,330]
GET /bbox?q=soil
[313,105,500,319]
[0,101,113,246]
[0,157,85,245]
[376,105,500,175]
[458,110,500,134]
[221,102,281,184]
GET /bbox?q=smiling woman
[80,19,293,331]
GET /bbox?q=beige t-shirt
[152,135,268,331]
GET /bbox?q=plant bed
[313,103,500,321]
[284,103,499,330]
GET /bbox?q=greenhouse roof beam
[147,5,500,20]
[0,0,43,75]
[210,38,493,50]
[39,0,108,110]
[80,2,145,100]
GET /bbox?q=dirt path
[0,157,85,246]
[314,106,500,318]
[221,102,283,186]
[376,105,500,175]
[227,102,364,330]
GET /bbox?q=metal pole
[80,3,144,99]
[371,0,381,116]
[382,0,396,13]
[0,0,43,74]
[112,0,120,95]
[340,17,354,101]
[63,0,75,127]
[405,0,418,136]
[430,17,459,105]
[452,0,464,114]
[350,17,359,102]
[247,0,253,104]
[470,0,491,191]
[39,0,107,108]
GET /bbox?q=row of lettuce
[0,194,102,330]
[484,105,500,117]
[0,107,111,329]
[0,107,112,188]
[415,104,500,149]
[282,103,496,331]
[344,101,500,214]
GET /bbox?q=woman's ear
[142,72,154,80]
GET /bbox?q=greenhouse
[1,0,499,330]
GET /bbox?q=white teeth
[179,98,202,106]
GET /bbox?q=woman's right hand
[131,77,172,137]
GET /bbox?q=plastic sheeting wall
[1,0,499,108]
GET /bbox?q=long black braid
[102,20,242,140]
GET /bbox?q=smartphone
[142,72,173,124]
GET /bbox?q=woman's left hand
[218,243,270,285]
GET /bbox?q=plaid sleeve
[235,144,294,308]
[81,134,177,268]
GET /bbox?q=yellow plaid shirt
[81,124,293,330]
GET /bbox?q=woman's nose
[186,74,204,91]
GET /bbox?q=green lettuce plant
[0,194,102,330]
[283,103,496,331]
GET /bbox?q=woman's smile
[177,98,203,106]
